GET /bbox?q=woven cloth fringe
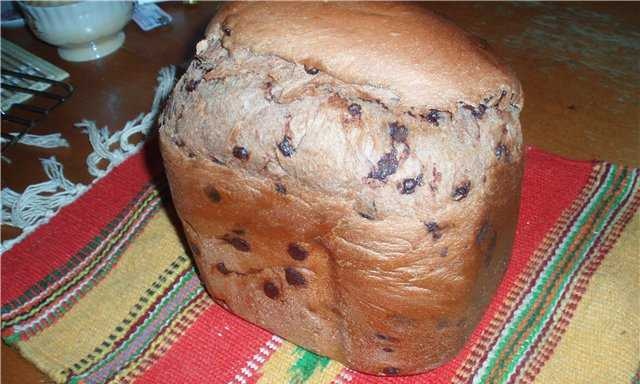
[0,66,176,253]
[1,133,70,149]
[1,157,86,230]
[75,66,176,178]
[1,133,70,164]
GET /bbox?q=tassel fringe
[1,133,70,149]
[75,65,176,178]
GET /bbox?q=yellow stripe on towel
[17,209,185,381]
[257,340,347,384]
[536,214,639,383]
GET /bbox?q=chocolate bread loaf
[159,2,523,375]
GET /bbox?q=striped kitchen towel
[2,139,638,384]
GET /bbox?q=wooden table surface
[2,2,638,383]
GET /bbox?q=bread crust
[206,2,523,111]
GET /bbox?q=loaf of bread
[159,2,523,376]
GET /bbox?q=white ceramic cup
[18,1,133,62]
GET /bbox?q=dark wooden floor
[2,2,638,383]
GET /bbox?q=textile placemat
[2,139,638,384]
